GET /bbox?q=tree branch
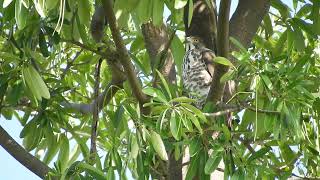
[90,59,102,164]
[229,0,271,52]
[102,0,149,105]
[207,0,231,104]
[0,125,53,179]
[61,58,126,115]
[204,104,280,118]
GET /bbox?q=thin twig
[90,59,103,164]
[60,49,83,80]
[204,104,280,118]
[60,38,107,58]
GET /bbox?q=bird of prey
[182,36,215,108]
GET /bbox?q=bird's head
[185,36,205,51]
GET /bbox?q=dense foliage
[0,0,319,179]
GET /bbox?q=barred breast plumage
[182,36,215,108]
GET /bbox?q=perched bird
[182,36,215,108]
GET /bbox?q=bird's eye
[194,39,198,42]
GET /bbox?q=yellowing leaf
[150,130,168,161]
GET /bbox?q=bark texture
[0,125,52,179]
[141,22,180,180]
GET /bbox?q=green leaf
[130,135,139,159]
[260,74,273,90]
[263,14,273,36]
[46,0,59,10]
[204,151,223,174]
[58,134,70,171]
[181,113,193,131]
[78,1,91,27]
[170,96,195,103]
[77,162,106,180]
[142,87,167,102]
[185,111,202,134]
[247,147,271,162]
[170,111,181,140]
[22,66,42,101]
[33,0,46,17]
[181,103,207,123]
[3,0,13,8]
[150,130,168,161]
[0,52,21,62]
[170,35,185,76]
[15,0,28,29]
[272,30,287,57]
[156,69,172,99]
[174,0,188,9]
[292,25,305,51]
[213,56,235,68]
[186,154,200,180]
[136,0,151,23]
[220,70,235,83]
[189,137,201,157]
[279,143,296,163]
[113,104,124,128]
[39,29,50,57]
[187,0,193,27]
[292,18,317,38]
[27,65,50,99]
[152,0,164,26]
[230,37,247,52]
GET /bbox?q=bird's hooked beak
[184,37,192,44]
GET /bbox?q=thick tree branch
[0,125,52,179]
[102,0,149,105]
[207,0,231,104]
[229,0,271,51]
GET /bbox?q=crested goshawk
[182,36,215,108]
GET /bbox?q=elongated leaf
[170,111,181,140]
[28,65,50,99]
[213,56,235,68]
[131,135,139,159]
[189,137,201,157]
[186,154,200,180]
[260,74,273,90]
[152,0,163,26]
[46,0,59,10]
[170,36,185,76]
[156,69,172,99]
[58,135,70,169]
[170,96,195,103]
[204,151,223,174]
[33,0,46,17]
[247,147,271,162]
[78,0,91,27]
[187,0,193,27]
[174,0,188,9]
[78,163,106,180]
[181,103,207,123]
[23,66,42,100]
[150,130,168,161]
[15,0,27,29]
